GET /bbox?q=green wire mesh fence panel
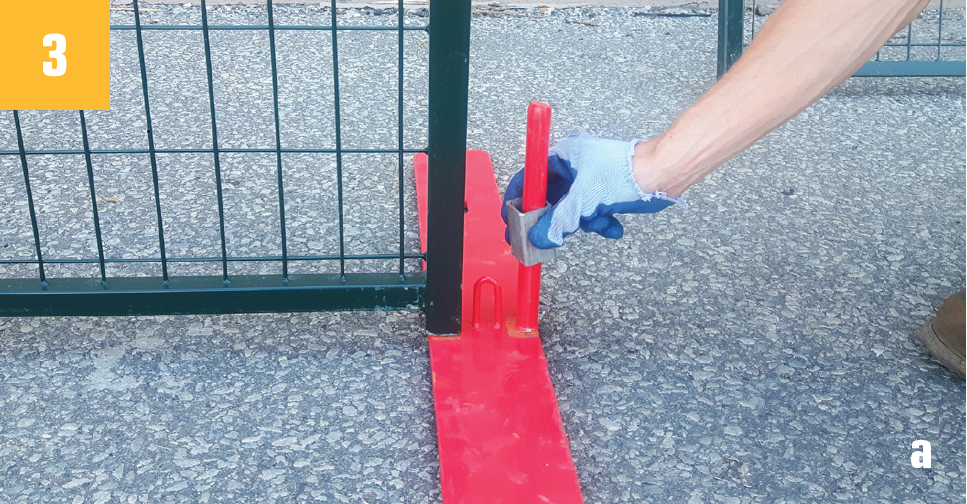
[0,0,470,323]
[718,0,966,77]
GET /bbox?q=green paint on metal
[855,60,966,77]
[200,0,231,284]
[330,0,348,280]
[0,273,425,317]
[425,0,472,335]
[110,24,428,32]
[397,0,407,279]
[0,0,468,320]
[717,0,743,78]
[79,110,108,287]
[266,0,290,282]
[0,147,427,156]
[718,0,965,78]
[133,0,171,283]
[0,253,425,267]
[12,111,46,286]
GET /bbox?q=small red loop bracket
[472,276,503,329]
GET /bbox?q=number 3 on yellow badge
[0,1,110,110]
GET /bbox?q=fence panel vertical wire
[330,0,347,280]
[199,0,231,284]
[397,0,406,279]
[266,0,290,283]
[12,111,46,286]
[79,110,108,286]
[937,0,944,60]
[132,0,170,283]
[906,23,913,61]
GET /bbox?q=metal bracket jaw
[505,197,557,267]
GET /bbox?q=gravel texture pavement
[1,5,965,503]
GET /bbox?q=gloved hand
[502,134,684,249]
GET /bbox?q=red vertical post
[515,101,551,333]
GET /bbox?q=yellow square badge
[0,0,110,110]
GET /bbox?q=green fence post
[717,0,743,77]
[425,0,471,335]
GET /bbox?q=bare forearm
[633,0,929,197]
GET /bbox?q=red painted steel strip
[415,153,429,271]
[415,141,584,503]
[429,323,583,504]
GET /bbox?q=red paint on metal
[415,136,583,503]
[472,277,503,330]
[515,102,552,334]
[414,156,429,271]
[415,151,520,333]
[521,102,551,212]
[429,320,583,504]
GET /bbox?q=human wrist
[632,137,679,198]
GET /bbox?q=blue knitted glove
[502,135,684,249]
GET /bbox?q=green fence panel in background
[718,0,966,77]
[0,0,470,331]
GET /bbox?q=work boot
[918,289,966,379]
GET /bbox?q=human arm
[632,0,931,197]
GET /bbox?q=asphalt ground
[1,5,965,503]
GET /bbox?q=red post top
[521,102,551,213]
[516,101,552,333]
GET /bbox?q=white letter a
[911,440,932,469]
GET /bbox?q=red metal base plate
[416,152,583,504]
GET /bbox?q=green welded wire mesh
[2,0,430,293]
[729,0,965,77]
[11,111,46,285]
